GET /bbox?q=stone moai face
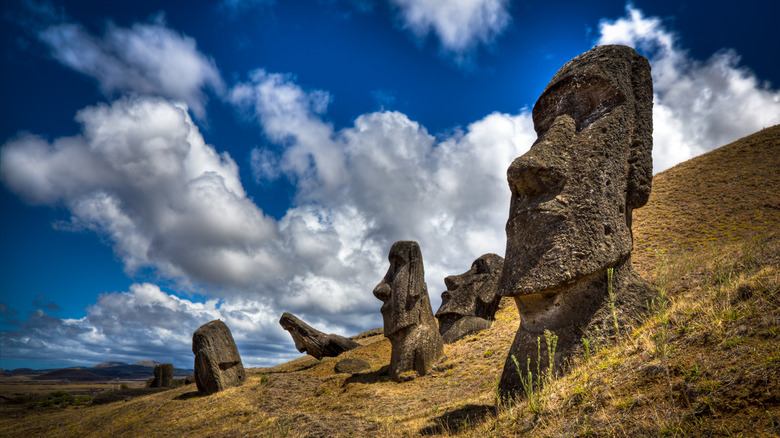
[499,44,653,298]
[373,240,429,337]
[497,44,654,400]
[373,240,443,380]
[435,253,503,337]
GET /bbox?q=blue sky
[1,0,779,370]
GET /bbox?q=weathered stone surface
[279,312,360,360]
[150,363,173,387]
[334,357,371,374]
[498,45,656,399]
[373,241,443,381]
[192,320,245,394]
[435,253,504,343]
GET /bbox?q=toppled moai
[150,363,174,387]
[435,253,504,343]
[498,45,656,399]
[373,241,443,381]
[279,312,360,360]
[192,320,246,394]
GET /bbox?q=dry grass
[0,125,778,437]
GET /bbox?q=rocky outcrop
[150,363,174,387]
[498,45,656,399]
[192,320,246,394]
[374,241,443,381]
[279,312,360,360]
[435,253,504,343]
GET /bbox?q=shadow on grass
[91,387,169,405]
[419,404,496,435]
[343,365,390,385]
[174,391,204,401]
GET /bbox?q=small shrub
[582,337,591,362]
[511,329,559,415]
[684,364,701,382]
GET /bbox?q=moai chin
[435,253,504,343]
[498,45,656,399]
[373,241,443,381]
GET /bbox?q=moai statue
[373,241,444,381]
[279,312,360,360]
[192,320,246,394]
[498,45,656,399]
[435,253,504,343]
[150,363,174,387]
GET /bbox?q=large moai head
[373,241,443,380]
[499,44,652,298]
[498,45,654,399]
[435,253,504,343]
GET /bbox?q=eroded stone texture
[150,363,173,387]
[435,253,504,343]
[279,312,360,360]
[498,45,656,399]
[192,320,245,394]
[373,241,443,381]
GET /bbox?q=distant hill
[33,367,103,381]
[91,362,129,368]
[0,368,45,377]
[132,360,160,367]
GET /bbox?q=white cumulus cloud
[389,0,512,59]
[597,5,780,173]
[232,71,535,313]
[38,14,224,118]
[1,97,279,289]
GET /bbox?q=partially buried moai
[435,253,504,343]
[192,320,246,394]
[279,312,360,360]
[150,363,174,387]
[374,241,443,381]
[498,45,656,399]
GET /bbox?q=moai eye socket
[473,258,489,275]
[532,75,625,134]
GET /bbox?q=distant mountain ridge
[1,361,192,380]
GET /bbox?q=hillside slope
[0,126,778,437]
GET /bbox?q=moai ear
[626,53,653,210]
[406,242,424,299]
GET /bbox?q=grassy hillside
[1,126,778,437]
